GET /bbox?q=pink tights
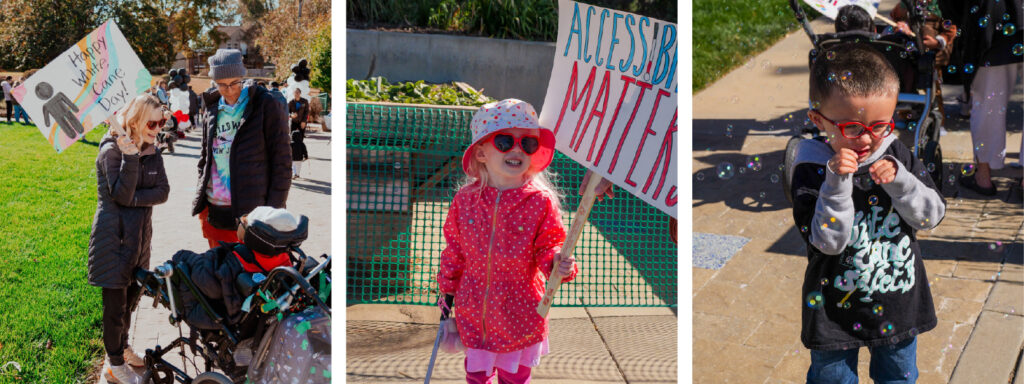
[464,358,532,384]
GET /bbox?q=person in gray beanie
[193,48,292,248]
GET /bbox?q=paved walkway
[347,305,678,383]
[692,4,1023,384]
[97,126,332,382]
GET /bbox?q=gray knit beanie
[207,49,246,80]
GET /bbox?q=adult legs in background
[198,207,239,249]
[966,63,1019,192]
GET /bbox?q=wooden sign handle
[536,173,603,317]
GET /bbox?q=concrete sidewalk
[692,4,1023,384]
[346,304,678,383]
[97,127,332,382]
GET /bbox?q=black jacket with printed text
[790,136,946,350]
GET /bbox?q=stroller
[782,0,947,203]
[132,224,331,383]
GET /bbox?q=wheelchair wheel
[921,140,943,192]
[193,371,234,384]
[783,135,803,204]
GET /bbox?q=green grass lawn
[693,0,819,92]
[0,124,107,382]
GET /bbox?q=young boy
[790,43,946,382]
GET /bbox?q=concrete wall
[347,29,556,108]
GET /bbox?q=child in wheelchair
[133,206,330,383]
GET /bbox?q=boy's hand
[556,253,575,276]
[828,148,858,176]
[869,158,898,184]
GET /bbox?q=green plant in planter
[346,77,496,106]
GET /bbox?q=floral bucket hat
[463,98,556,178]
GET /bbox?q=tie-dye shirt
[206,87,250,207]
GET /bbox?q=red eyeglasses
[814,110,894,139]
[146,118,167,130]
[490,133,540,154]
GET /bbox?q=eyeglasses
[814,110,894,139]
[146,118,167,129]
[490,133,540,154]
[215,80,243,90]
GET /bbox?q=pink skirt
[464,338,549,376]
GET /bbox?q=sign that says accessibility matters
[13,21,152,153]
[540,0,678,218]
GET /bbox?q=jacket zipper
[482,190,501,346]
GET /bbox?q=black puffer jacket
[171,244,249,329]
[88,135,170,288]
[192,86,291,219]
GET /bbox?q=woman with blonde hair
[87,94,169,384]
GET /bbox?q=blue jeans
[12,105,28,124]
[807,337,918,384]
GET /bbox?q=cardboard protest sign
[539,0,677,218]
[12,21,152,153]
[801,0,880,20]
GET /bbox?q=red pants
[199,207,239,248]
[465,358,532,384]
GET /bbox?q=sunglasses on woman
[490,133,540,154]
[146,118,167,130]
[813,110,894,139]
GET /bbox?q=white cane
[424,294,454,384]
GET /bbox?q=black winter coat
[171,244,249,329]
[88,135,170,288]
[193,86,291,219]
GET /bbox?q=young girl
[87,94,169,384]
[437,98,578,383]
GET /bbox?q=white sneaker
[106,362,142,384]
[124,346,145,367]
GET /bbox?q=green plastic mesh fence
[347,102,677,307]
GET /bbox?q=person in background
[156,80,169,105]
[193,49,291,249]
[2,76,13,123]
[288,88,310,179]
[11,78,29,125]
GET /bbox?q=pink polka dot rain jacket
[437,180,578,353]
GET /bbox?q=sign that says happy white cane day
[539,0,678,218]
[12,21,153,153]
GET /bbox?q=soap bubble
[960,164,976,176]
[853,323,862,331]
[806,291,824,309]
[879,321,894,335]
[1013,44,1023,56]
[770,174,780,184]
[827,72,838,82]
[695,172,705,181]
[927,163,936,172]
[826,51,836,60]
[716,163,735,179]
[969,5,979,14]
[746,155,763,171]
[868,195,879,205]
[979,16,990,28]
[942,19,953,28]
[946,65,958,74]
[820,278,829,286]
[873,304,884,316]
[964,63,976,74]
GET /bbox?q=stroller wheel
[921,140,943,192]
[193,371,234,384]
[782,135,803,204]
